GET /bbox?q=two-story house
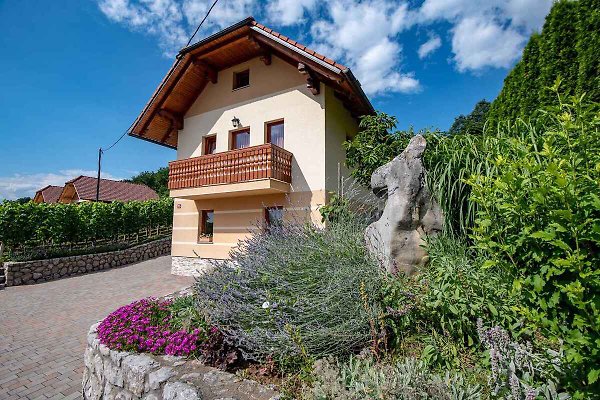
[129,17,374,275]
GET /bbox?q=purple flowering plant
[97,297,207,357]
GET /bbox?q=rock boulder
[365,135,443,275]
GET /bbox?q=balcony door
[266,120,284,148]
[230,128,250,150]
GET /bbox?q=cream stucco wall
[177,55,327,193]
[324,86,360,193]
[171,191,326,258]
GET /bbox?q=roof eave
[178,16,256,56]
[342,68,375,116]
[128,131,178,149]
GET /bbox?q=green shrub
[168,296,207,333]
[382,235,518,369]
[467,92,600,397]
[423,132,502,235]
[304,354,482,400]
[194,215,385,365]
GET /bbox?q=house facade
[129,18,374,274]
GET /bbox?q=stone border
[171,256,215,277]
[3,238,171,286]
[83,323,279,400]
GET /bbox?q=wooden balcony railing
[168,143,293,190]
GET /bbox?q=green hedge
[0,198,173,247]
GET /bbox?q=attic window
[233,69,250,90]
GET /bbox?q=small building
[33,185,64,204]
[57,176,158,203]
[128,17,374,273]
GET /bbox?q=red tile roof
[36,185,63,203]
[66,176,158,202]
[251,21,349,71]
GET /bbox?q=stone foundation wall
[171,256,215,277]
[3,238,171,286]
[83,323,279,400]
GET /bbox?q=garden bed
[83,322,279,400]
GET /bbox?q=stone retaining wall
[83,323,279,400]
[3,238,171,286]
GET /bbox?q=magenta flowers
[97,298,204,356]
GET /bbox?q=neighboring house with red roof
[57,176,158,203]
[128,17,373,273]
[33,185,64,204]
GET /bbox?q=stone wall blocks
[122,354,159,397]
[162,382,201,400]
[145,367,175,391]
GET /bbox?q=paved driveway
[0,256,193,399]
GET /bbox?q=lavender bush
[477,319,569,400]
[97,298,206,356]
[194,215,385,364]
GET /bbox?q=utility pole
[96,148,102,202]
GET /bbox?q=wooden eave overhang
[128,17,374,149]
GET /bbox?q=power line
[186,0,220,47]
[96,0,220,200]
[100,0,219,154]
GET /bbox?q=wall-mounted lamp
[231,117,241,128]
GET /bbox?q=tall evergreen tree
[488,0,599,122]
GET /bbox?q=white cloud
[0,170,123,201]
[309,0,420,95]
[96,0,554,94]
[417,34,441,59]
[99,0,188,56]
[183,0,257,32]
[418,0,552,71]
[451,16,526,71]
[266,0,318,26]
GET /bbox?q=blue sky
[0,0,553,200]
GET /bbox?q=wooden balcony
[168,143,293,199]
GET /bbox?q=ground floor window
[265,206,284,229]
[199,210,214,243]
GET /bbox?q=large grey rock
[162,382,201,400]
[365,135,443,275]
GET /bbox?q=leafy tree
[129,167,169,198]
[448,100,491,135]
[14,197,32,204]
[344,112,413,186]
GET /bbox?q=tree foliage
[344,112,414,186]
[448,100,491,135]
[488,0,600,122]
[129,167,170,198]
